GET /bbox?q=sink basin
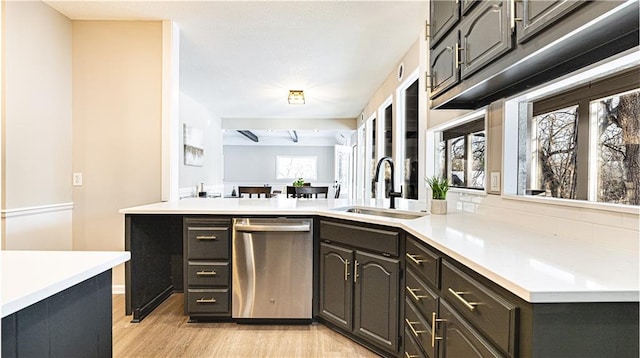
[334,206,427,220]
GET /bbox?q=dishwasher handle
[234,223,311,233]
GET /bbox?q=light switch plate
[490,172,500,192]
[73,173,83,186]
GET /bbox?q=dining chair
[295,186,329,199]
[238,186,272,198]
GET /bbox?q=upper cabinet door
[461,0,479,15]
[459,0,513,80]
[516,0,587,44]
[430,0,460,48]
[429,29,460,99]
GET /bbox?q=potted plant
[293,178,305,187]
[426,176,449,214]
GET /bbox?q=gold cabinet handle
[353,260,359,283]
[196,235,217,240]
[448,287,478,311]
[405,318,427,337]
[196,270,217,276]
[406,286,429,301]
[406,253,427,265]
[510,0,523,30]
[196,297,217,304]
[405,352,419,358]
[344,259,350,281]
[431,312,444,347]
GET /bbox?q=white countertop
[1,251,131,317]
[121,198,639,303]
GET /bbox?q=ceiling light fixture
[288,90,305,105]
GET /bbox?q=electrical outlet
[73,173,83,186]
[490,172,500,192]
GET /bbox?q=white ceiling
[46,0,427,121]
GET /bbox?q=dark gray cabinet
[319,220,401,356]
[430,0,459,47]
[516,0,586,43]
[437,300,504,358]
[353,251,400,353]
[319,242,353,330]
[183,217,231,320]
[459,0,513,80]
[430,29,459,98]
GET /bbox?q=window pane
[592,89,640,205]
[470,132,485,189]
[532,105,579,199]
[276,156,318,180]
[404,80,419,200]
[449,136,466,187]
[370,118,377,199]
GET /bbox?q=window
[403,79,419,199]
[515,67,640,206]
[276,156,318,181]
[435,118,485,190]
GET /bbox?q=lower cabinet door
[319,242,354,331]
[438,300,505,358]
[353,251,400,354]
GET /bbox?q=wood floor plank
[112,294,379,357]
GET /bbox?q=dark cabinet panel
[406,237,440,289]
[516,0,587,43]
[430,29,459,98]
[405,298,436,358]
[438,300,505,358]
[460,0,513,80]
[319,242,354,330]
[430,0,460,48]
[405,325,428,358]
[441,261,517,356]
[353,251,400,353]
[186,225,229,260]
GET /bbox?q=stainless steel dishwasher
[232,217,312,321]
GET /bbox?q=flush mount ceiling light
[288,90,305,105]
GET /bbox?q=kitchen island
[1,250,130,358]
[121,198,638,357]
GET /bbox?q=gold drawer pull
[196,270,217,276]
[448,287,478,311]
[196,297,217,304]
[344,259,350,281]
[405,352,419,358]
[431,312,444,347]
[406,286,429,301]
[196,235,217,240]
[406,253,427,265]
[405,318,427,337]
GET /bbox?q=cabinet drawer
[186,288,230,314]
[405,298,434,357]
[187,262,229,287]
[320,220,399,257]
[441,260,517,356]
[186,226,229,260]
[406,268,438,319]
[406,238,440,288]
[439,299,505,357]
[404,325,428,358]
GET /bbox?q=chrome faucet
[374,156,402,209]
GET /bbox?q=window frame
[503,50,640,213]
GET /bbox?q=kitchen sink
[333,206,427,220]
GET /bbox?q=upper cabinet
[516,0,587,44]
[427,0,639,109]
[430,0,460,47]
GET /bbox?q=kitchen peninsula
[121,198,638,357]
[1,250,130,357]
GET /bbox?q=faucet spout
[374,157,402,209]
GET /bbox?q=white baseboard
[112,284,126,295]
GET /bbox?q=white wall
[179,92,223,196]
[223,145,334,195]
[72,20,163,288]
[2,1,73,250]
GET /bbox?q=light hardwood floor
[112,294,380,357]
